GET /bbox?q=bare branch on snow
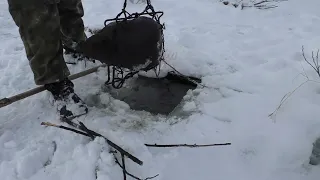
[42,121,231,180]
[219,0,288,10]
[269,46,320,120]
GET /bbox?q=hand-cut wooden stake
[0,64,107,108]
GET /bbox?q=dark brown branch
[112,152,159,180]
[254,0,270,6]
[41,122,92,137]
[145,143,231,148]
[41,121,143,166]
[42,122,158,180]
[78,121,143,165]
[42,121,230,180]
[121,153,127,180]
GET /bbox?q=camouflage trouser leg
[7,0,86,85]
[58,0,87,49]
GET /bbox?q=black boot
[44,78,88,119]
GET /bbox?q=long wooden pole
[0,64,107,108]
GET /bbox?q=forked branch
[269,46,320,119]
[302,46,320,78]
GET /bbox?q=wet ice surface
[101,74,198,115]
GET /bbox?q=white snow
[1,0,320,179]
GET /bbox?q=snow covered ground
[1,0,320,179]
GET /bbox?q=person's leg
[58,0,87,51]
[7,0,70,85]
[7,0,88,118]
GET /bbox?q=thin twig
[42,122,230,180]
[254,0,268,6]
[268,79,310,119]
[269,46,320,119]
[112,152,159,180]
[41,121,143,165]
[229,0,285,10]
[121,153,127,180]
[42,122,158,180]
[145,143,231,148]
[302,46,320,77]
[41,122,92,137]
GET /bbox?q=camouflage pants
[7,0,87,85]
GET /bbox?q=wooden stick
[41,122,92,137]
[0,64,107,108]
[41,121,144,166]
[144,143,231,147]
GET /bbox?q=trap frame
[102,0,166,89]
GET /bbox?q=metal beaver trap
[79,0,202,115]
[79,0,165,89]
